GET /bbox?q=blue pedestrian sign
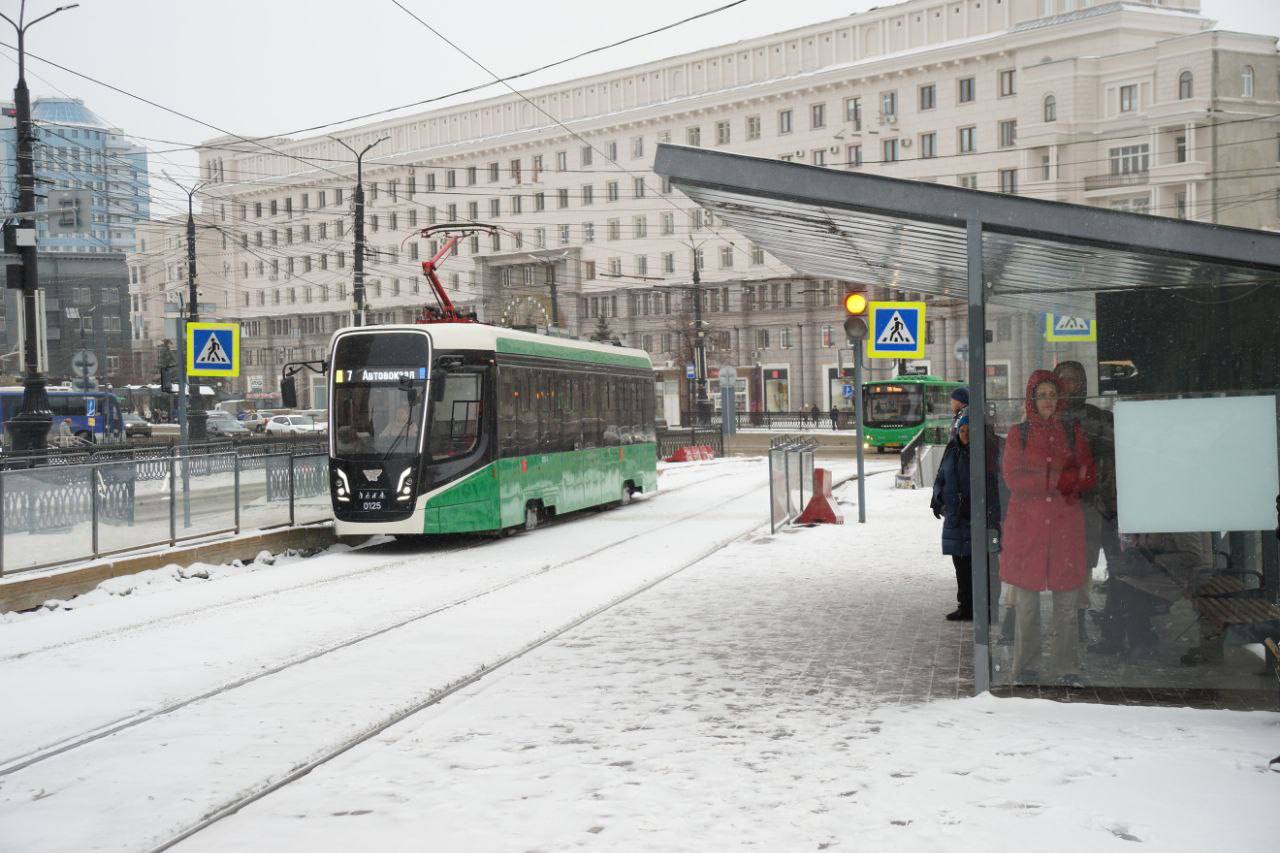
[841,384,854,400]
[866,301,926,359]
[186,322,240,377]
[85,397,97,416]
[686,364,696,379]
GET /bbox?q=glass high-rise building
[0,97,150,254]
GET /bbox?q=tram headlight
[395,467,415,502]
[334,468,351,503]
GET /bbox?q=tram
[327,323,657,537]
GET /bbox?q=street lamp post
[0,2,79,451]
[331,135,389,327]
[164,174,211,442]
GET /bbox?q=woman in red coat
[1001,370,1096,685]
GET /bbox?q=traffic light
[843,289,869,343]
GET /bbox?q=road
[0,457,891,852]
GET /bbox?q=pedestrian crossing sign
[1044,313,1096,342]
[866,301,926,359]
[186,322,240,377]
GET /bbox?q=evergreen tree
[590,313,615,343]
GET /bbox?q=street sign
[841,384,854,400]
[685,364,696,379]
[85,397,97,416]
[186,322,240,377]
[866,301,926,359]
[71,374,96,392]
[1045,313,1096,342]
[71,349,98,376]
[249,375,264,392]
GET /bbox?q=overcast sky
[2,0,1275,213]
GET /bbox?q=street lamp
[331,135,389,326]
[162,172,212,442]
[0,1,79,451]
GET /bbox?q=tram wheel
[524,503,540,532]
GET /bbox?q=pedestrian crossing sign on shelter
[866,301,926,359]
[186,322,240,377]
[1044,313,1097,342]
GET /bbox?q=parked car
[246,410,283,433]
[264,414,323,436]
[299,409,329,432]
[205,410,250,437]
[123,412,152,439]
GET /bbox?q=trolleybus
[327,323,658,537]
[862,375,963,452]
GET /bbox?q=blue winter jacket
[931,440,971,557]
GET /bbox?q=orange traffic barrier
[796,468,843,525]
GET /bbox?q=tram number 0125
[358,490,386,511]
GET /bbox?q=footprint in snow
[1108,824,1143,842]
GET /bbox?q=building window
[661,212,674,235]
[751,244,764,266]
[556,151,567,171]
[1109,144,1150,175]
[1242,65,1255,98]
[810,103,826,129]
[558,224,570,245]
[999,169,1018,195]
[1119,84,1137,112]
[1175,134,1188,163]
[881,91,897,120]
[1043,95,1057,122]
[630,136,644,159]
[999,119,1017,148]
[662,252,675,274]
[958,174,978,190]
[1041,153,1052,181]
[919,132,937,159]
[999,69,1016,97]
[715,120,731,145]
[746,115,761,140]
[633,216,647,238]
[812,149,827,166]
[606,141,618,162]
[919,84,936,111]
[558,188,569,209]
[844,97,861,130]
[846,145,862,168]
[607,219,620,241]
[719,245,733,268]
[686,126,701,147]
[778,109,793,134]
[1178,70,1193,100]
[581,146,593,167]
[882,138,899,162]
[606,181,620,202]
[581,185,594,205]
[780,328,791,349]
[958,126,976,154]
[958,77,975,104]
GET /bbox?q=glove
[1056,468,1079,499]
[930,499,943,520]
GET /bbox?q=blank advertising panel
[1114,395,1278,534]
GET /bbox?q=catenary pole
[0,2,79,451]
[164,173,211,442]
[332,135,388,327]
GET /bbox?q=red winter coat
[999,371,1097,592]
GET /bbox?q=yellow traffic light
[843,291,868,315]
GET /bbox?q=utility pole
[165,173,211,442]
[688,238,711,427]
[523,251,571,330]
[0,2,79,452]
[332,135,389,326]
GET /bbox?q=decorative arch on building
[499,295,550,329]
[1241,65,1255,98]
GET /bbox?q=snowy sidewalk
[187,475,1280,851]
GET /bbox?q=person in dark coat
[1000,370,1096,685]
[932,410,974,620]
[948,387,969,439]
[829,405,839,431]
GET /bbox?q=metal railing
[0,444,330,576]
[694,410,854,431]
[656,429,725,459]
[768,434,816,533]
[0,435,326,472]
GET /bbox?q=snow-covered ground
[1,462,1275,852]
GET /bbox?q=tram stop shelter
[654,143,1280,703]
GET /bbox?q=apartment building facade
[128,0,1277,414]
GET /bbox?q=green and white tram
[327,322,658,537]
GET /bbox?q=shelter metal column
[966,219,991,694]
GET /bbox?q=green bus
[862,375,963,452]
[328,322,658,537]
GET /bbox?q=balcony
[1084,171,1150,192]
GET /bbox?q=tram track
[147,481,770,853]
[0,467,763,779]
[0,464,742,664]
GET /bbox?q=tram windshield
[863,384,924,426]
[331,332,429,458]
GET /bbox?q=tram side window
[498,368,519,457]
[428,372,482,460]
[925,385,952,419]
[641,378,656,442]
[515,368,535,456]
